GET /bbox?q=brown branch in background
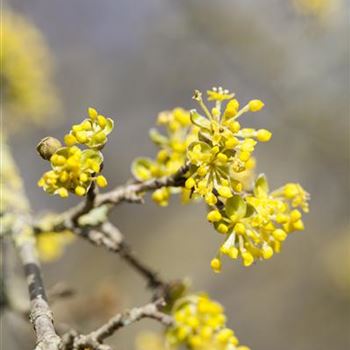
[61,299,172,350]
[97,163,189,206]
[40,163,190,234]
[73,222,169,296]
[12,217,61,350]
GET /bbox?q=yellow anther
[59,171,69,183]
[211,107,220,118]
[156,149,168,162]
[72,124,83,132]
[97,115,107,128]
[257,129,272,142]
[284,183,299,198]
[88,160,100,173]
[50,154,66,166]
[57,188,69,198]
[217,153,228,162]
[75,186,86,196]
[242,251,254,266]
[239,151,251,162]
[217,223,228,234]
[211,145,220,154]
[93,132,107,144]
[207,210,222,222]
[80,120,92,131]
[197,166,208,176]
[245,157,256,170]
[290,209,302,221]
[228,247,239,259]
[210,258,222,273]
[96,175,108,188]
[187,316,200,329]
[225,137,239,149]
[216,328,234,342]
[185,177,196,189]
[205,192,218,206]
[224,99,239,118]
[262,245,274,259]
[293,219,304,230]
[217,186,232,198]
[75,131,88,143]
[232,181,243,192]
[88,107,98,119]
[273,229,287,241]
[234,223,246,235]
[248,99,264,112]
[228,120,241,133]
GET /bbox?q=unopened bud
[36,137,62,160]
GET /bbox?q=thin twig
[73,222,168,294]
[61,299,172,349]
[36,164,189,234]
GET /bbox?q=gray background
[3,1,350,349]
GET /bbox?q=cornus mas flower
[37,108,113,197]
[166,294,250,350]
[209,175,310,271]
[185,88,269,205]
[2,10,59,132]
[64,107,114,149]
[132,87,309,271]
[132,108,198,206]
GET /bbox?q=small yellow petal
[248,99,264,112]
[96,175,108,188]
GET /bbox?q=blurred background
[2,0,349,349]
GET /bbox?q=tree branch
[61,299,172,349]
[72,222,168,295]
[12,217,61,350]
[36,164,189,234]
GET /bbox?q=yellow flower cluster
[64,107,114,149]
[36,230,74,262]
[1,9,59,133]
[132,108,197,206]
[184,88,268,206]
[209,175,310,271]
[38,108,113,197]
[132,87,309,270]
[166,294,250,350]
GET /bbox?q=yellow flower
[65,108,114,150]
[183,88,271,205]
[130,87,309,272]
[36,230,74,262]
[132,108,196,205]
[38,109,113,197]
[166,294,250,350]
[208,174,310,270]
[1,10,59,133]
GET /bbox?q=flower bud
[36,137,62,160]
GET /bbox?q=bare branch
[61,299,172,349]
[97,163,189,206]
[92,298,172,341]
[12,217,61,350]
[37,164,189,234]
[72,222,168,294]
